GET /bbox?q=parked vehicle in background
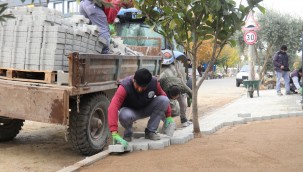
[236,65,260,87]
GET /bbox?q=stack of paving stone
[0,6,106,71]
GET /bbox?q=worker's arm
[108,85,127,132]
[155,81,172,117]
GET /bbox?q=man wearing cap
[108,68,174,148]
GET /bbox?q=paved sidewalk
[176,89,303,136]
[58,89,303,172]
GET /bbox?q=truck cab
[115,8,188,66]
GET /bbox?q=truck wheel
[69,93,110,156]
[0,117,24,141]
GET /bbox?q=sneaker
[145,129,160,140]
[277,92,283,96]
[285,92,293,95]
[182,121,193,127]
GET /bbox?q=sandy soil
[3,78,302,172]
[79,79,303,172]
[81,117,303,172]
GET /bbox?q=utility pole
[243,11,259,80]
[301,27,303,109]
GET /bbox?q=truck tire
[69,93,110,156]
[0,117,24,141]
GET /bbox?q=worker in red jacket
[80,0,133,54]
[108,68,174,148]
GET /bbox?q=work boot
[123,135,132,142]
[144,128,160,140]
[123,130,133,142]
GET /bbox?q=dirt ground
[81,117,303,172]
[79,79,303,172]
[2,78,303,171]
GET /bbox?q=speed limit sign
[244,31,257,45]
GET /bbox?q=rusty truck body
[0,52,161,155]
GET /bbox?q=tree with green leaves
[256,9,303,81]
[216,45,240,74]
[136,0,264,136]
[0,3,14,24]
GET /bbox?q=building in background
[2,0,80,16]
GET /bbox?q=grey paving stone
[160,137,171,147]
[261,116,272,120]
[280,114,289,118]
[252,116,263,121]
[238,113,251,117]
[171,134,188,145]
[222,121,234,127]
[270,114,281,119]
[131,142,149,151]
[108,145,125,153]
[148,140,165,150]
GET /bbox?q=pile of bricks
[0,6,106,71]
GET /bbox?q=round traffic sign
[244,31,257,45]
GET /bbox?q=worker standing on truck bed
[80,0,133,54]
[108,68,175,147]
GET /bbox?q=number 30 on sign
[244,31,257,45]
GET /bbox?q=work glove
[112,133,128,148]
[109,24,116,36]
[165,116,174,128]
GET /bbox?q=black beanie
[134,68,152,86]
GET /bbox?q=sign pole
[301,29,303,109]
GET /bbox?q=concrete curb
[57,150,110,172]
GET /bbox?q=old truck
[0,52,161,156]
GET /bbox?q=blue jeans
[119,96,169,136]
[80,0,110,54]
[276,70,290,93]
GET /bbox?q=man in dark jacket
[273,45,290,96]
[108,68,174,148]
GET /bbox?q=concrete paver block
[148,140,165,150]
[170,134,188,145]
[252,116,263,121]
[262,116,272,120]
[132,142,149,151]
[160,137,171,147]
[270,114,281,119]
[238,113,251,118]
[108,145,125,153]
